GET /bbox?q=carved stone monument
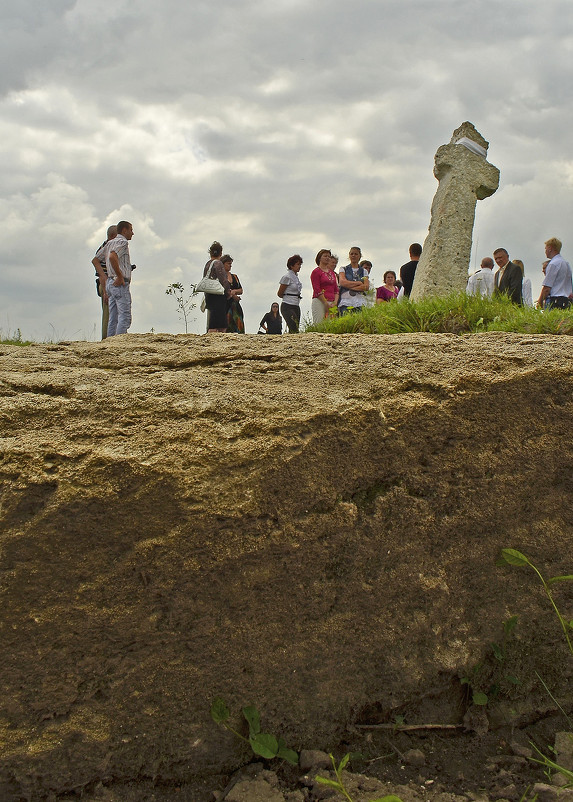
[410,122,500,300]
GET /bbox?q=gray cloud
[1,0,573,337]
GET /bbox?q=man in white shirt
[106,221,135,336]
[536,237,573,309]
[466,257,495,298]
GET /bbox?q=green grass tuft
[0,328,35,346]
[304,293,573,335]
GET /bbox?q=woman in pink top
[311,249,339,323]
[376,271,400,303]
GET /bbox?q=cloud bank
[1,0,572,338]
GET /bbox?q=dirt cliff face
[0,332,572,800]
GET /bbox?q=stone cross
[410,122,500,300]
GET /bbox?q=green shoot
[316,753,403,802]
[210,698,298,765]
[499,549,573,656]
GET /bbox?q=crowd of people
[92,229,573,339]
[465,238,573,310]
[200,241,422,335]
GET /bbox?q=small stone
[404,748,426,766]
[494,784,517,799]
[261,770,280,787]
[555,731,573,771]
[310,780,338,801]
[356,776,380,793]
[510,740,533,759]
[299,749,332,772]
[532,783,573,802]
[225,778,286,802]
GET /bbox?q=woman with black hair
[260,303,282,334]
[221,254,245,333]
[277,254,303,333]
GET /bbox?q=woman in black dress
[222,255,245,333]
[260,303,282,334]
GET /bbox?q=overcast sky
[1,0,572,339]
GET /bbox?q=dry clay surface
[0,332,572,801]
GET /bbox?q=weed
[499,549,573,786]
[529,738,573,788]
[498,549,573,656]
[210,698,298,765]
[0,327,34,346]
[166,282,197,334]
[316,753,403,802]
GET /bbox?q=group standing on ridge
[193,241,428,333]
[465,238,572,310]
[91,230,573,338]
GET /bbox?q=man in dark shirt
[493,247,522,304]
[400,243,422,297]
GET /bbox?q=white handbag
[196,261,224,295]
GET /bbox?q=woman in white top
[278,254,303,333]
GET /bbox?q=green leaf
[473,691,488,706]
[500,549,530,566]
[277,746,299,765]
[315,777,342,790]
[338,753,350,772]
[210,698,230,724]
[505,675,521,685]
[242,705,261,737]
[548,574,573,585]
[504,615,518,636]
[249,732,278,759]
[491,642,504,662]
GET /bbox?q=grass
[304,293,573,335]
[0,328,35,346]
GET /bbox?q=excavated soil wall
[0,332,572,800]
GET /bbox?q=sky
[1,0,573,339]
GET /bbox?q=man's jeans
[548,296,571,310]
[106,280,132,336]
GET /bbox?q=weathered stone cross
[410,122,500,300]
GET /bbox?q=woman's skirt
[227,299,245,333]
[205,293,228,329]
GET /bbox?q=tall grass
[304,293,573,335]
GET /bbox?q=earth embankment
[0,332,572,800]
